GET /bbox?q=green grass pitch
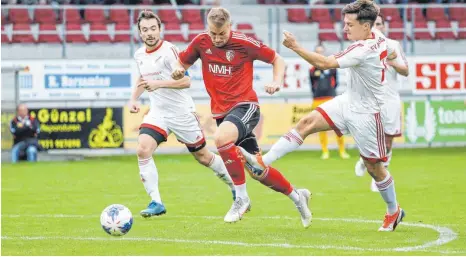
[2,147,466,255]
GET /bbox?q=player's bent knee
[296,111,323,137]
[214,121,239,147]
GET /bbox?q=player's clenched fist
[171,67,186,80]
[128,100,140,113]
[282,30,299,50]
[265,82,281,95]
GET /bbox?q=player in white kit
[355,14,409,192]
[240,0,405,231]
[128,10,235,217]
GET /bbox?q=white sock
[383,150,393,168]
[208,154,235,191]
[288,189,300,204]
[138,157,162,204]
[235,183,249,199]
[263,129,304,166]
[375,172,398,215]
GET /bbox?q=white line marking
[1,214,460,254]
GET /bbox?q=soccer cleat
[224,197,251,223]
[339,151,350,159]
[321,152,330,160]
[238,147,267,174]
[295,189,312,228]
[140,201,166,218]
[370,178,379,192]
[354,158,366,177]
[378,206,405,232]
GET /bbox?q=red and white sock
[217,142,249,199]
[263,129,303,166]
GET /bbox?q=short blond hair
[207,7,231,28]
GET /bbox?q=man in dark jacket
[309,44,350,160]
[9,104,41,163]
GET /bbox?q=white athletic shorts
[381,98,402,137]
[140,112,205,149]
[316,94,387,163]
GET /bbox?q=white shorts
[316,95,387,163]
[382,99,402,137]
[140,112,205,149]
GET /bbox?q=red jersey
[178,31,276,118]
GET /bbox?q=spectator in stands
[9,104,41,163]
[309,44,350,160]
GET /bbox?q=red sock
[258,166,293,195]
[217,142,245,185]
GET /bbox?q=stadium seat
[236,23,253,30]
[413,20,433,40]
[449,7,465,22]
[158,5,180,24]
[387,21,406,41]
[65,23,87,43]
[163,22,185,42]
[109,8,130,24]
[1,24,10,44]
[38,24,61,43]
[426,7,448,22]
[113,22,131,43]
[333,8,342,22]
[318,22,339,42]
[181,6,203,24]
[85,7,108,24]
[8,8,31,24]
[435,20,455,40]
[457,20,466,39]
[310,7,332,23]
[60,8,83,24]
[287,8,309,23]
[34,8,58,24]
[187,22,205,41]
[1,13,7,24]
[89,23,111,42]
[380,7,401,22]
[407,6,425,22]
[12,24,35,43]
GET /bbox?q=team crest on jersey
[226,50,235,62]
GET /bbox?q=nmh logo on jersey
[208,63,233,77]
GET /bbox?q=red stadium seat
[413,20,432,40]
[187,23,205,41]
[158,5,180,24]
[287,8,309,23]
[380,7,401,22]
[89,23,111,42]
[1,25,10,44]
[12,24,35,43]
[457,20,466,39]
[38,24,61,43]
[435,20,455,40]
[236,23,253,30]
[449,7,465,21]
[34,8,58,24]
[85,7,108,24]
[109,8,130,24]
[65,23,87,43]
[113,22,131,43]
[60,8,83,24]
[333,8,342,22]
[426,7,448,22]
[310,7,332,23]
[387,22,406,41]
[164,22,185,42]
[163,34,186,42]
[181,5,203,24]
[8,9,31,24]
[318,22,339,41]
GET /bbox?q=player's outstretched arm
[128,77,144,113]
[282,31,339,70]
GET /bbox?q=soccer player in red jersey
[171,7,311,227]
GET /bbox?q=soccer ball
[100,204,133,236]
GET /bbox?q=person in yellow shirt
[309,45,350,160]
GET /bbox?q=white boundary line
[1,214,461,254]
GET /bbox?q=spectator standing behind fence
[309,45,350,160]
[9,104,41,163]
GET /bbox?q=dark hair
[207,7,231,28]
[137,10,162,31]
[342,0,380,28]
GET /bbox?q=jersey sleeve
[334,43,366,69]
[178,37,201,66]
[164,45,181,72]
[394,41,408,66]
[249,40,276,64]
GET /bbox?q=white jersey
[335,29,395,113]
[385,38,408,101]
[134,41,195,117]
